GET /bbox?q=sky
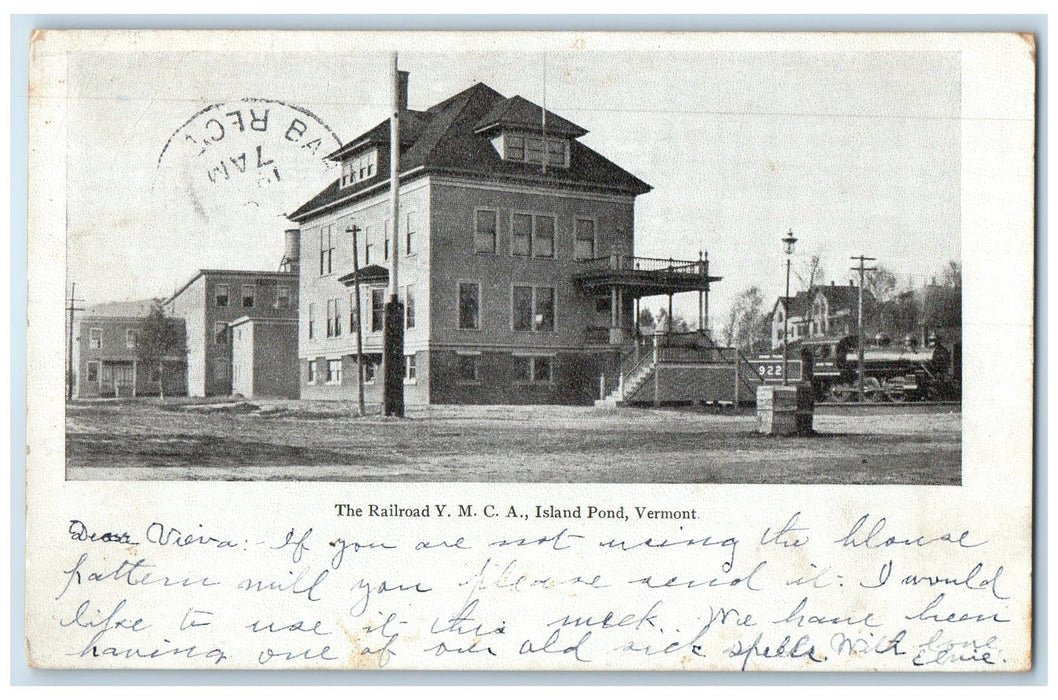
[63,36,961,330]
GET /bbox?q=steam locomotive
[796,333,959,403]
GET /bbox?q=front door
[102,361,135,397]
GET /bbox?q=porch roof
[573,255,722,297]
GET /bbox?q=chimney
[281,228,300,272]
[397,71,410,112]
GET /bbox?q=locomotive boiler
[798,333,957,402]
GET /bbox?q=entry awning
[338,264,390,287]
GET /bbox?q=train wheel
[887,388,906,403]
[830,385,851,402]
[861,377,884,402]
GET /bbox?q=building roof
[337,264,390,286]
[82,299,157,317]
[472,95,588,138]
[775,290,812,318]
[165,269,296,305]
[815,282,867,310]
[290,82,652,223]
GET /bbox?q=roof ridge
[420,83,505,165]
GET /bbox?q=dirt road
[65,400,961,484]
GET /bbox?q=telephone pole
[347,224,366,417]
[850,255,877,402]
[66,282,84,401]
[383,52,406,417]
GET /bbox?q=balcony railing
[577,254,708,275]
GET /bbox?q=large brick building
[166,269,299,397]
[288,79,716,405]
[74,300,187,398]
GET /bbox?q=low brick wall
[625,363,740,405]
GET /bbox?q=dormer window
[498,132,568,168]
[340,149,378,188]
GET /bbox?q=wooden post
[733,350,740,412]
[653,335,660,408]
[348,224,366,417]
[383,52,405,417]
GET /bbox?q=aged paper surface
[26,31,1034,671]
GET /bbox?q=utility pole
[383,52,406,417]
[851,254,877,402]
[347,224,366,417]
[66,282,84,401]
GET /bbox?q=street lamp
[781,229,798,386]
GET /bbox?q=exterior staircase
[595,356,656,407]
[594,333,767,408]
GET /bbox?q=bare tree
[942,260,962,288]
[637,307,655,328]
[655,307,691,333]
[864,265,898,304]
[722,286,766,352]
[794,254,826,292]
[135,299,186,400]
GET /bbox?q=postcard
[25,30,1035,671]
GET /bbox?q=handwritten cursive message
[33,505,1025,671]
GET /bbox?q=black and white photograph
[25,30,1034,672]
[61,39,965,484]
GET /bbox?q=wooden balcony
[573,254,722,297]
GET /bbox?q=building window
[405,285,416,329]
[505,134,525,161]
[511,213,555,258]
[458,282,481,330]
[526,136,545,163]
[340,149,378,188]
[307,302,316,339]
[533,356,553,382]
[307,360,316,384]
[326,299,342,338]
[326,359,342,384]
[319,226,334,276]
[512,213,531,256]
[405,354,417,382]
[349,292,358,332]
[276,285,291,309]
[533,216,555,258]
[405,212,417,255]
[545,138,567,167]
[364,360,377,384]
[513,285,555,331]
[574,218,596,260]
[457,355,479,383]
[364,225,374,266]
[514,356,554,383]
[126,329,138,349]
[503,133,568,167]
[215,284,229,307]
[474,209,498,254]
[89,328,102,349]
[242,284,255,308]
[371,288,386,332]
[86,361,99,383]
[214,322,227,345]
